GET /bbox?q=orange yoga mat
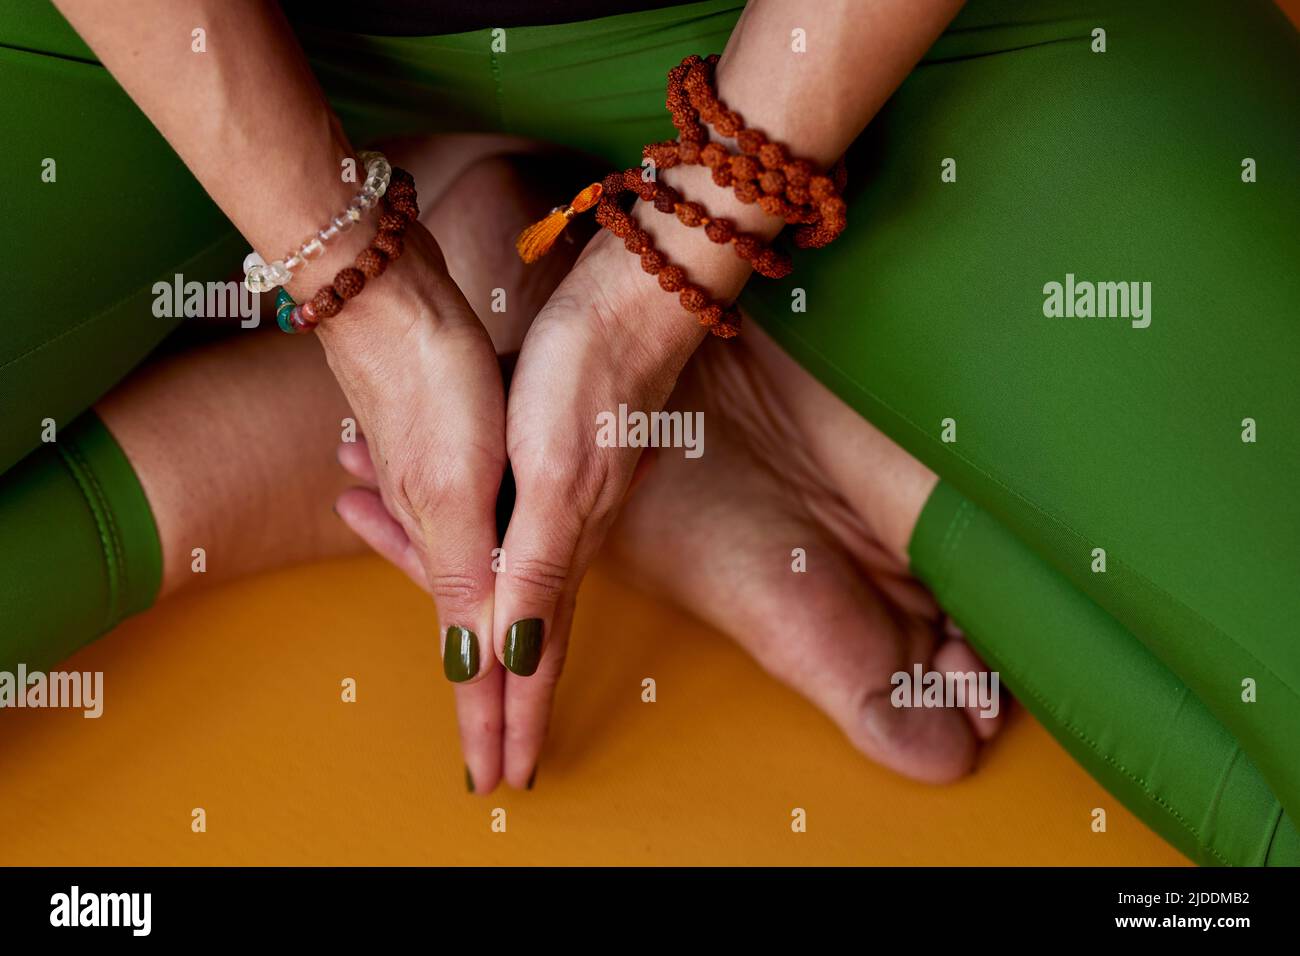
[0,554,1186,866]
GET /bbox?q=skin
[100,144,1002,795]
[339,328,1004,786]
[58,0,970,790]
[471,0,967,787]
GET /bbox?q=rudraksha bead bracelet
[275,166,420,334]
[594,171,742,338]
[665,54,848,250]
[623,167,792,279]
[515,53,849,338]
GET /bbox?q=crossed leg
[91,138,1002,795]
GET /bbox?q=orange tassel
[515,182,603,263]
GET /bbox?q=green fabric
[0,413,162,670]
[0,0,1296,865]
[741,0,1300,855]
[911,481,1298,867]
[0,8,247,477]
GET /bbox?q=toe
[933,638,1006,742]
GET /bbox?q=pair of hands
[317,217,701,792]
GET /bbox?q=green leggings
[2,0,1296,865]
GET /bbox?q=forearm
[613,0,964,361]
[53,0,365,300]
[716,0,964,167]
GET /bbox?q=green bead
[274,288,297,334]
[276,305,296,334]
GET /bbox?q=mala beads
[244,150,393,293]
[275,166,419,334]
[515,53,848,338]
[595,172,743,338]
[663,54,847,249]
[625,168,793,279]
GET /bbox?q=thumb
[490,488,584,677]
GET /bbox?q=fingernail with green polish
[443,625,479,683]
[465,765,475,793]
[504,618,544,676]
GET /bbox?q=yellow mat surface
[0,555,1186,866]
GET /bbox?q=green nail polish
[465,766,475,793]
[504,618,544,676]
[526,765,538,791]
[443,625,479,683]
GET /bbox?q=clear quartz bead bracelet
[242,150,392,293]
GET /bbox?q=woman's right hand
[316,221,508,791]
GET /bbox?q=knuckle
[508,555,569,603]
[428,571,482,608]
[518,447,611,521]
[393,463,438,516]
[394,458,479,517]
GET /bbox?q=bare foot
[338,320,1005,784]
[606,326,1003,783]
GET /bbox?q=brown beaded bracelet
[282,167,420,333]
[666,54,848,249]
[594,170,742,337]
[627,169,793,279]
[514,53,849,338]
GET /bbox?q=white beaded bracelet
[243,150,392,293]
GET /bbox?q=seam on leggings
[943,596,1236,864]
[919,484,1255,864]
[57,438,125,630]
[933,499,966,569]
[932,507,1235,865]
[755,309,1300,707]
[992,651,1232,866]
[63,439,127,625]
[929,496,971,597]
[486,35,505,128]
[939,502,973,597]
[0,288,139,375]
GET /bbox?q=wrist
[282,216,371,303]
[244,121,362,297]
[645,161,781,279]
[602,162,772,355]
[314,223,464,357]
[577,229,710,372]
[249,136,409,316]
